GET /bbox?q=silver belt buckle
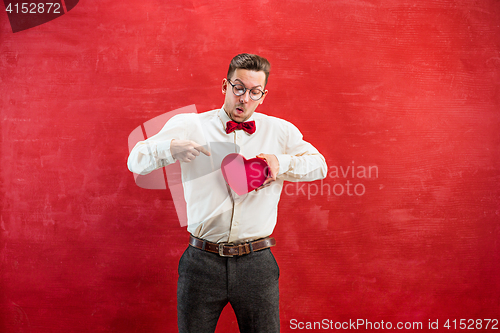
[218,243,233,257]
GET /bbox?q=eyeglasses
[227,79,265,101]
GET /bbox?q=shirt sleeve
[127,114,189,175]
[275,121,327,182]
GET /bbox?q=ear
[259,89,269,105]
[222,78,228,95]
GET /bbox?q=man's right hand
[170,140,211,163]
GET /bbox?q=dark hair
[227,53,271,87]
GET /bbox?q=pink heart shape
[221,154,269,195]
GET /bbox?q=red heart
[221,153,269,195]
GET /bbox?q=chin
[231,113,245,121]
[235,115,248,122]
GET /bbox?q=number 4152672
[5,3,61,14]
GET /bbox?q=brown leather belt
[189,235,276,257]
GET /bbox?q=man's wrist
[275,154,291,176]
[156,139,176,164]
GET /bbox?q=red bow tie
[225,120,256,135]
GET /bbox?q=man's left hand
[255,153,279,191]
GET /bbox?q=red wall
[1,1,499,332]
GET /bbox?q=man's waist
[189,235,276,257]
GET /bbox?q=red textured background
[1,0,499,332]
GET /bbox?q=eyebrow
[234,79,263,90]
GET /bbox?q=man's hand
[170,140,210,163]
[255,153,279,191]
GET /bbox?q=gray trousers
[177,245,280,333]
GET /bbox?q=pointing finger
[194,144,211,156]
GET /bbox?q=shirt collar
[218,107,232,127]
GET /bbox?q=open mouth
[236,107,244,114]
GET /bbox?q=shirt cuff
[276,154,291,176]
[156,139,176,164]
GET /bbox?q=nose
[239,90,251,103]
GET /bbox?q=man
[128,54,327,333]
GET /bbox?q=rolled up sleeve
[127,114,189,175]
[276,122,327,182]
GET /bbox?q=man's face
[222,69,268,123]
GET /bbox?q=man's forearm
[277,153,327,182]
[127,139,175,175]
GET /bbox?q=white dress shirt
[128,107,327,244]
